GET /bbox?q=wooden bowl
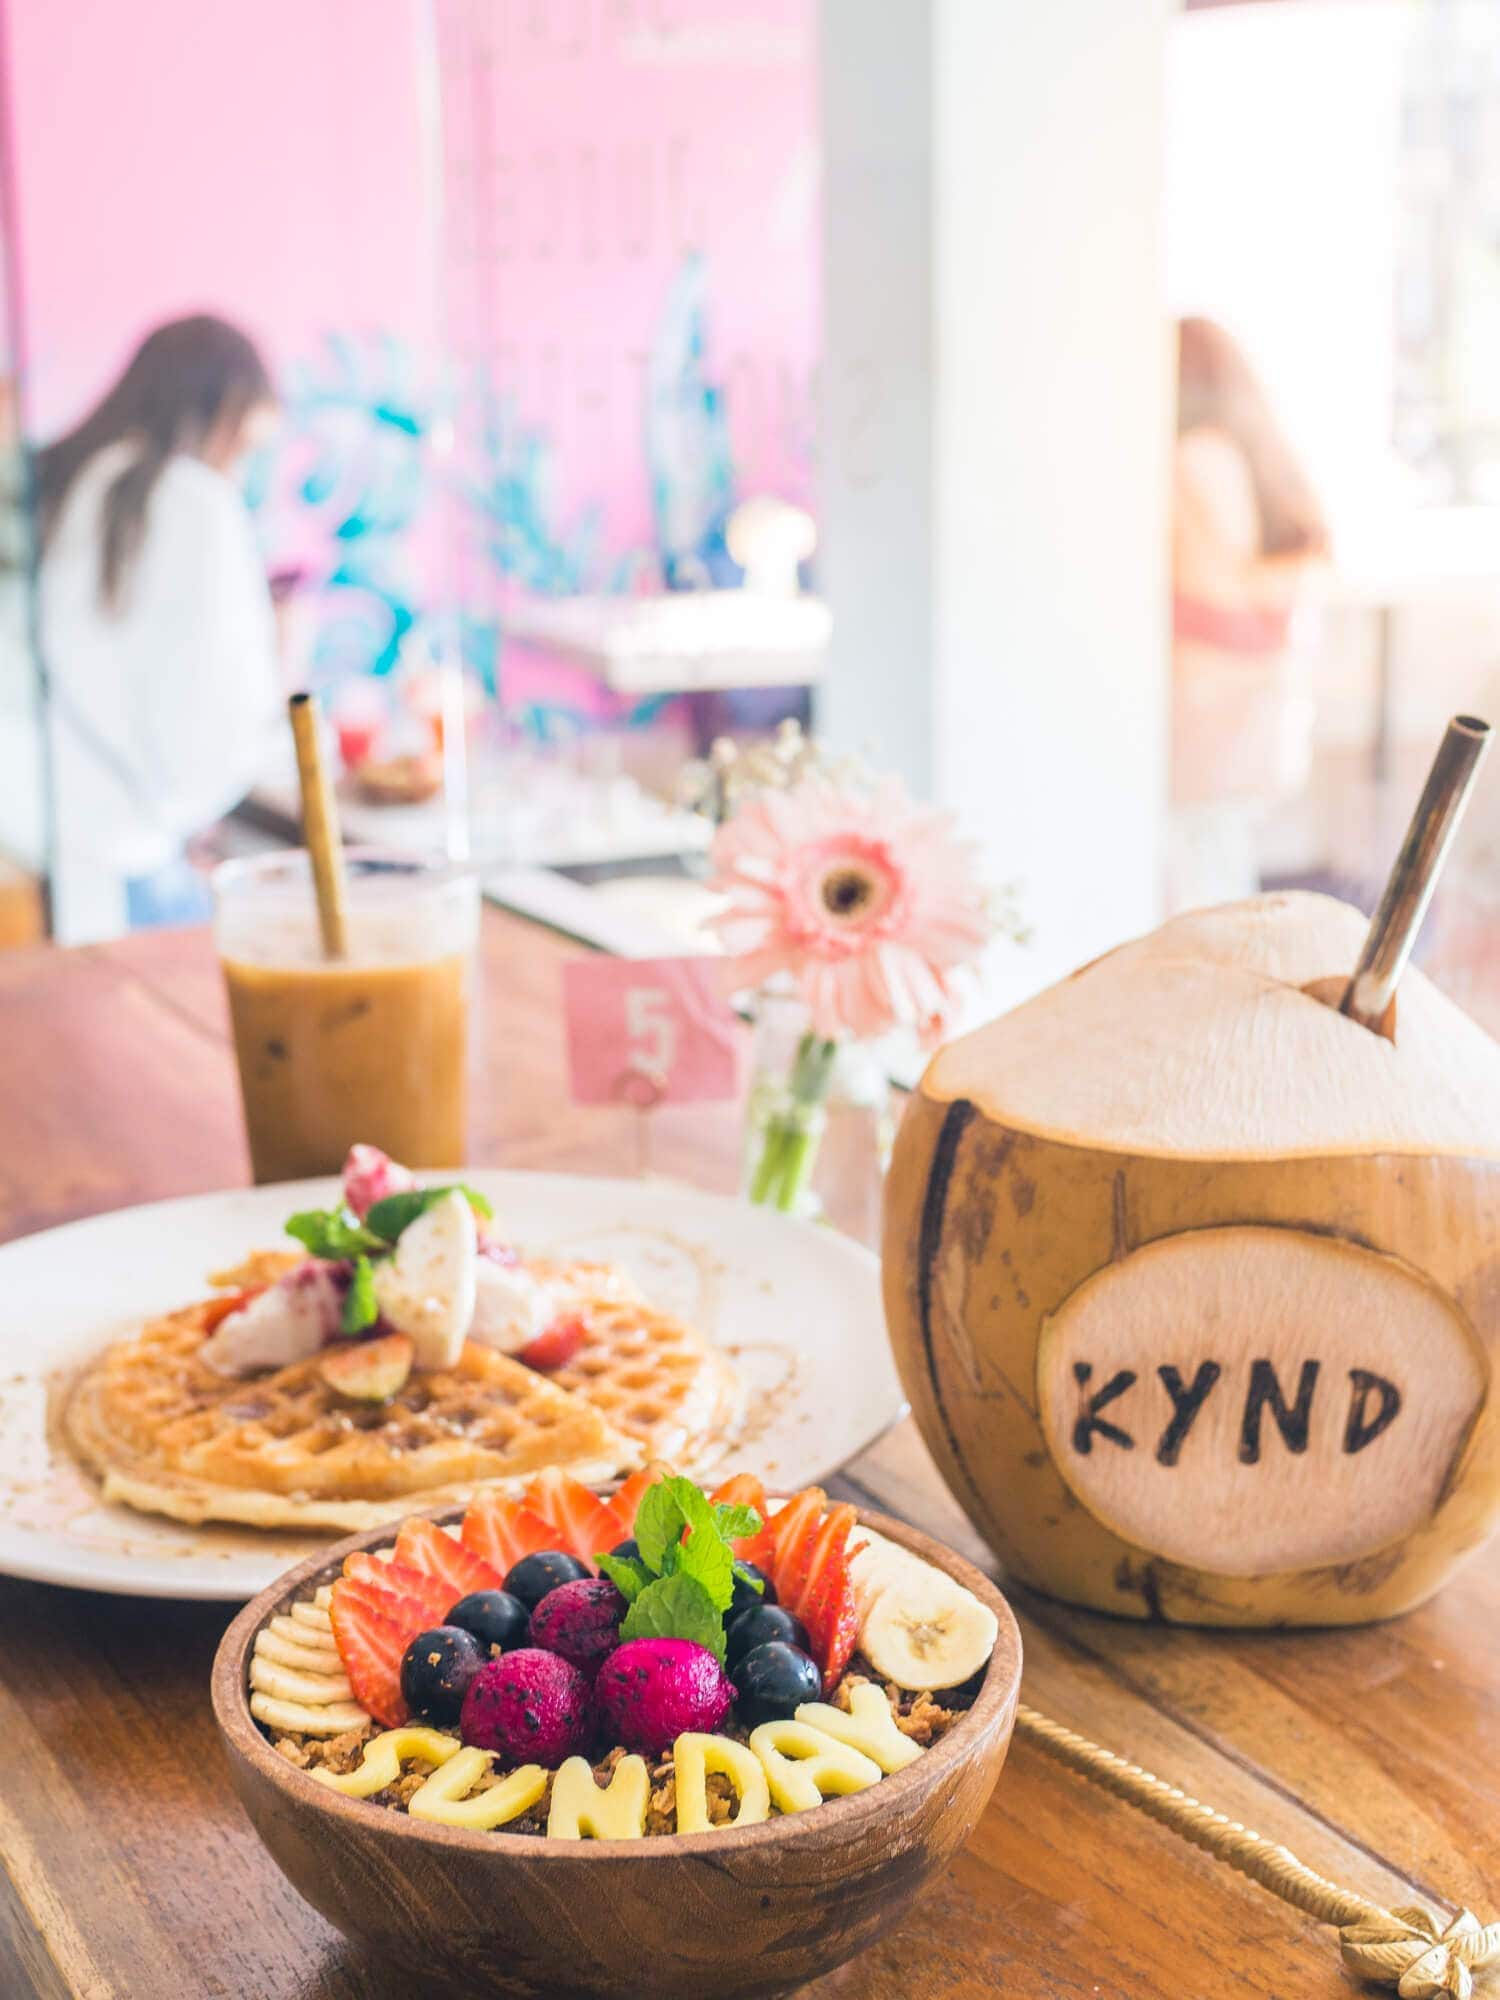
[213,1504,1022,2000]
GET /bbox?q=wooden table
[1,910,1496,1999]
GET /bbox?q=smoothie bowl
[212,1469,1022,2000]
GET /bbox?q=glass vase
[813,1036,897,1246]
[741,989,832,1215]
[741,989,894,1234]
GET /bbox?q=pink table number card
[562,957,744,1107]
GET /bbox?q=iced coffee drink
[214,850,479,1183]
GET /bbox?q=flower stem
[747,1032,838,1214]
[749,1119,793,1205]
[774,1123,820,1212]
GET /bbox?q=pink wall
[3,0,820,692]
[6,0,439,440]
[436,0,820,554]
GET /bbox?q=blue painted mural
[248,255,754,736]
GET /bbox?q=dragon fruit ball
[529,1578,626,1680]
[593,1638,736,1757]
[459,1649,591,1767]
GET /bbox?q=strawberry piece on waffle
[515,1316,588,1372]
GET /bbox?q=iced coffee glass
[213,849,479,1183]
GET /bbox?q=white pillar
[820,0,1173,1007]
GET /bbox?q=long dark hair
[1177,318,1328,561]
[35,314,273,606]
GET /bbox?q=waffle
[207,1249,305,1290]
[63,1298,641,1532]
[536,1260,743,1474]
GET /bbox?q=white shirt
[36,443,281,940]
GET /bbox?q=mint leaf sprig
[287,1185,493,1263]
[364,1185,493,1240]
[285,1208,387,1262]
[341,1255,379,1335]
[596,1475,763,1668]
[286,1184,495,1341]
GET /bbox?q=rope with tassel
[1013,1704,1500,1998]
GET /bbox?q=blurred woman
[1170,317,1328,908]
[34,314,283,940]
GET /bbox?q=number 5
[624,986,678,1076]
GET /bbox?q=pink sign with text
[563,958,743,1106]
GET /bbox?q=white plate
[0,1170,904,1601]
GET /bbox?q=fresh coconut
[882,891,1500,1627]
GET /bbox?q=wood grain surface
[0,911,1497,1999]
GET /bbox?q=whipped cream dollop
[370,1190,478,1371]
[468,1255,559,1356]
[201,1178,561,1378]
[200,1262,345,1377]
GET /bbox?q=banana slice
[859,1563,998,1691]
[251,1590,369,1737]
[373,1190,477,1371]
[250,1691,370,1735]
[257,1626,341,1674]
[847,1526,933,1615]
[250,1653,355,1706]
[266,1613,338,1658]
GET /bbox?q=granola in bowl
[250,1467,994,1840]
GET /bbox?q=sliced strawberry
[710,1473,767,1525]
[796,1502,860,1691]
[328,1581,409,1727]
[809,1560,861,1693]
[200,1286,264,1332]
[524,1468,620,1565]
[342,1143,414,1220]
[460,1492,559,1577]
[515,1315,588,1372]
[393,1516,504,1608]
[340,1550,452,1632]
[766,1487,828,1607]
[607,1461,678,1541]
[733,1517,777,1571]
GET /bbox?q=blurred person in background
[1169,316,1329,909]
[29,313,283,940]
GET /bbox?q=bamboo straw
[1340,713,1491,1032]
[287,692,348,959]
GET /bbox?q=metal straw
[1340,713,1492,1032]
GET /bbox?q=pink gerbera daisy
[707,775,993,1043]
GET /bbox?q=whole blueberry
[399,1624,487,1723]
[609,1537,641,1562]
[733,1640,821,1727]
[729,1560,777,1618]
[504,1550,590,1610]
[725,1601,810,1673]
[445,1589,530,1654]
